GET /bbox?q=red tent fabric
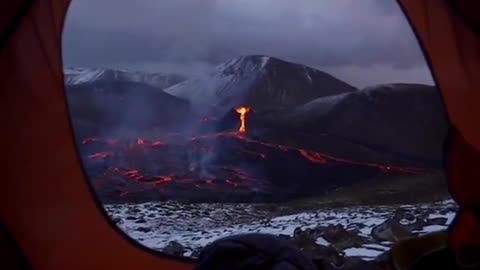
[398,0,480,251]
[0,0,479,269]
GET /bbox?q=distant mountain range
[65,55,448,167]
[64,67,185,89]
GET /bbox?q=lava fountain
[235,107,251,134]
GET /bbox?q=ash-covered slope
[275,84,448,165]
[67,80,193,138]
[64,68,186,89]
[164,55,356,114]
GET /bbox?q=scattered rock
[135,218,147,224]
[191,248,202,258]
[446,206,458,213]
[136,227,152,233]
[147,213,156,218]
[408,218,429,231]
[427,217,448,226]
[439,209,450,215]
[350,223,367,230]
[278,234,291,240]
[293,227,304,238]
[111,217,122,224]
[321,224,368,250]
[162,241,186,256]
[392,208,416,222]
[260,219,271,225]
[125,216,137,220]
[303,244,345,269]
[372,219,413,242]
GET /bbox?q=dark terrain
[66,55,449,204]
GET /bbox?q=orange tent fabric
[0,1,192,269]
[399,0,480,152]
[0,0,479,269]
[399,0,480,250]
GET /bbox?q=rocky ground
[105,199,457,266]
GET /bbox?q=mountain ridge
[165,55,357,114]
[64,67,186,89]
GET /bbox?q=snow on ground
[316,237,331,246]
[105,199,457,259]
[344,247,384,261]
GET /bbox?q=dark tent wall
[399,0,480,249]
[0,1,192,269]
[0,0,479,269]
[400,0,480,152]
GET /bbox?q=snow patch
[419,225,448,233]
[106,199,457,260]
[362,244,391,251]
[260,56,270,69]
[344,247,384,258]
[316,237,331,246]
[64,68,105,85]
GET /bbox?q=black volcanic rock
[82,132,428,204]
[66,80,193,138]
[165,55,356,114]
[244,56,357,109]
[267,84,448,166]
[162,241,186,256]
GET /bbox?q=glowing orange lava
[88,152,113,160]
[235,107,251,134]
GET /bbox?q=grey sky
[62,0,434,88]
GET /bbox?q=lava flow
[82,130,432,203]
[235,107,251,134]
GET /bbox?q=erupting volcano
[235,107,251,134]
[70,57,445,205]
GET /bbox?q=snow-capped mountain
[64,68,186,89]
[164,55,356,114]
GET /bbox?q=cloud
[62,0,433,87]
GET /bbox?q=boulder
[162,241,186,256]
[372,219,413,242]
[136,227,152,233]
[408,218,429,231]
[427,217,448,226]
[321,224,368,250]
[135,218,147,224]
[191,248,203,258]
[392,208,416,222]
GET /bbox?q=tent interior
[1,0,479,269]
